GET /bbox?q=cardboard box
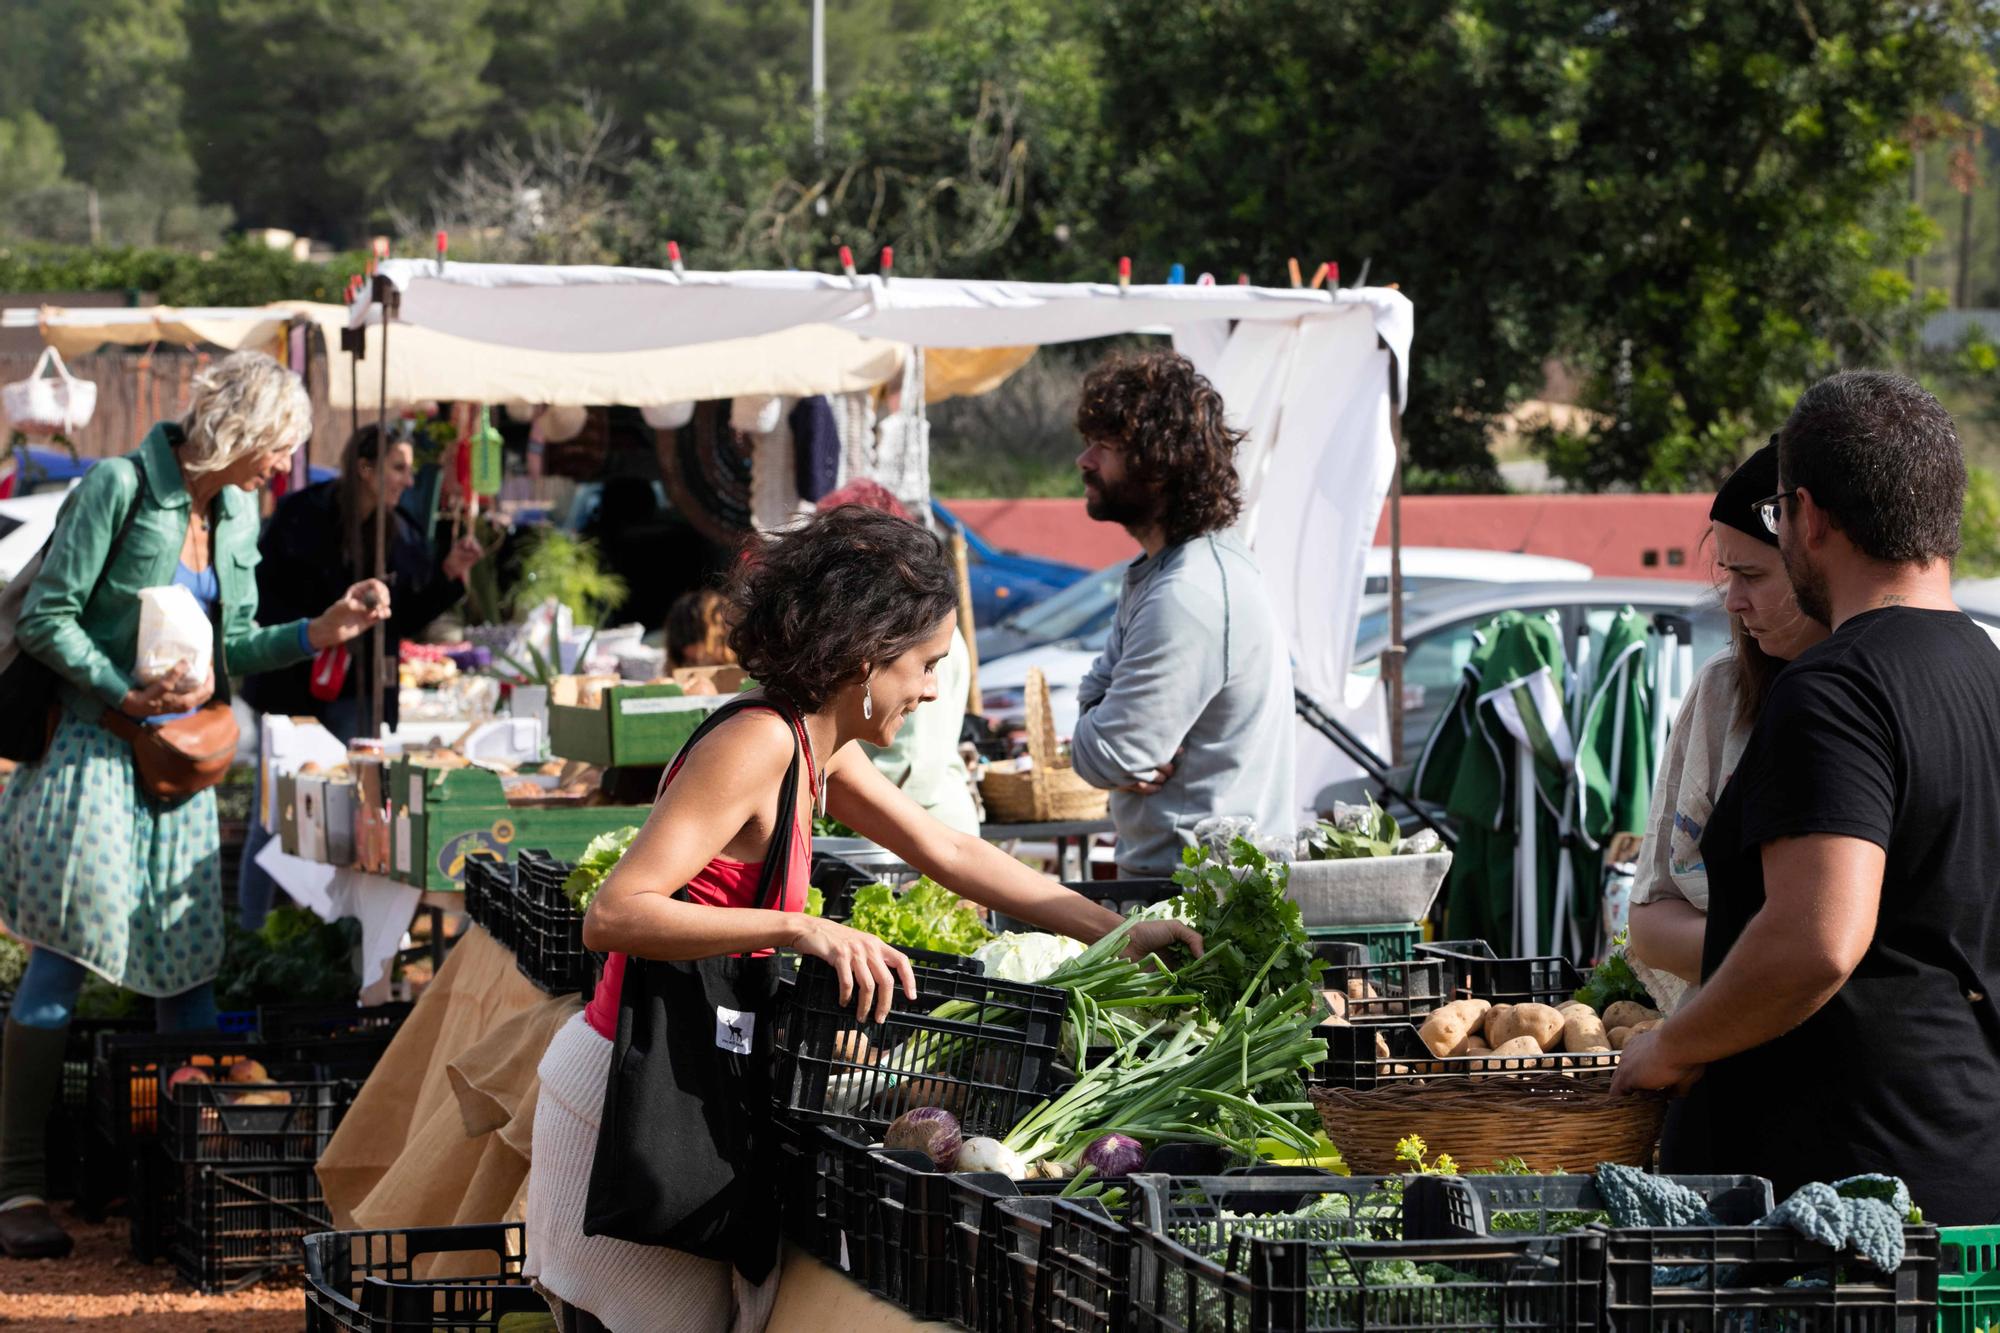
[353,758,391,874]
[295,775,329,862]
[323,779,357,866]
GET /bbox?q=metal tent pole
[1385,351,1408,766]
[368,276,397,740]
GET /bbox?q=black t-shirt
[1688,608,2000,1225]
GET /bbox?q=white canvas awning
[9,302,911,409]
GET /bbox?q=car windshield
[991,563,1124,643]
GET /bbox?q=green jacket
[19,421,310,716]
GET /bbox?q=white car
[979,547,1595,738]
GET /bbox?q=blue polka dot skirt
[0,710,222,997]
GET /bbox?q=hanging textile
[790,396,841,503]
[658,402,755,546]
[747,399,808,531]
[1568,607,1655,957]
[870,347,932,524]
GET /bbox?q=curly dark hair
[1075,349,1244,544]
[725,506,959,712]
[1778,370,1964,564]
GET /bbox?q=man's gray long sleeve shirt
[1070,531,1297,876]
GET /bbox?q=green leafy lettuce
[847,877,993,954]
[562,826,642,912]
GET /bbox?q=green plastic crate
[548,683,726,767]
[1941,1224,2000,1333]
[1306,922,1423,965]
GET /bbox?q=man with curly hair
[1067,349,1297,876]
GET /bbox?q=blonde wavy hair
[177,351,313,476]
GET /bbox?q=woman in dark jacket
[235,423,483,926]
[0,352,389,1258]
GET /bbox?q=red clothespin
[1308,262,1330,290]
[365,256,376,278]
[1287,257,1302,289]
[1328,262,1341,288]
[435,230,448,274]
[1237,273,1250,286]
[667,240,685,276]
[1117,256,1131,292]
[1197,272,1216,286]
[880,247,895,277]
[839,245,857,278]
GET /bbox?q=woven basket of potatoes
[1310,997,1669,1172]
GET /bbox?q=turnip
[953,1136,1027,1179]
[883,1107,962,1169]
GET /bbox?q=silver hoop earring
[863,683,873,720]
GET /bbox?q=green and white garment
[0,710,224,997]
[1414,608,1654,958]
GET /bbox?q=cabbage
[562,826,641,911]
[972,931,1086,982]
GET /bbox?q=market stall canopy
[349,262,1412,401]
[11,302,914,409]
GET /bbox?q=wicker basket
[979,668,1109,824]
[1311,1075,1666,1174]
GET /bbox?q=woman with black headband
[1628,440,1827,1012]
[1625,441,1827,1170]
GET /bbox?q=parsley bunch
[1171,837,1324,1018]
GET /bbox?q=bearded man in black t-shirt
[1614,370,2000,1225]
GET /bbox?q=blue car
[929,500,1088,628]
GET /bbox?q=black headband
[1710,437,1780,547]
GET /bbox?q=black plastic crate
[170,1162,330,1293]
[990,1191,1132,1333]
[1416,938,1589,1007]
[1402,1172,1776,1241]
[870,1147,1065,1324]
[1314,940,1448,1023]
[303,1221,546,1333]
[461,850,515,951]
[1126,1171,1602,1333]
[1600,1224,1939,1331]
[1315,1017,1619,1089]
[810,852,878,921]
[947,1170,1073,1333]
[90,1031,276,1151]
[128,1140,178,1263]
[990,878,1182,934]
[263,1001,412,1080]
[160,1067,354,1166]
[775,955,1066,1141]
[51,1015,148,1202]
[814,1126,887,1288]
[514,849,598,997]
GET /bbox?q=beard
[1083,473,1161,529]
[1781,537,1833,626]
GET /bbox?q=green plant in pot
[496,529,627,684]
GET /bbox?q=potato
[1562,1009,1610,1053]
[832,1030,874,1066]
[1323,1014,1351,1027]
[1418,1008,1472,1059]
[1603,1001,1662,1032]
[1509,1003,1566,1050]
[1464,1036,1491,1054]
[1557,1000,1595,1018]
[1607,1020,1659,1051]
[1375,1032,1393,1061]
[1484,1004,1517,1044]
[1322,989,1349,1021]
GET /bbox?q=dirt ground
[0,1204,300,1332]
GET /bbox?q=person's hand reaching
[308,580,393,649]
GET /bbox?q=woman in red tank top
[528,508,1199,1333]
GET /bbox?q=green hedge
[0,239,367,306]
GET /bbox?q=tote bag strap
[656,694,806,912]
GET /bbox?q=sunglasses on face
[1754,489,1799,535]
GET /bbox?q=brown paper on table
[317,924,581,1278]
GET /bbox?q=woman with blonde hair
[0,351,389,1258]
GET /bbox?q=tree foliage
[0,0,1995,493]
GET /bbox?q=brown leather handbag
[99,701,240,806]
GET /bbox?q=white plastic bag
[136,584,212,687]
[2,347,98,436]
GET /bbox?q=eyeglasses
[1753,489,1799,535]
